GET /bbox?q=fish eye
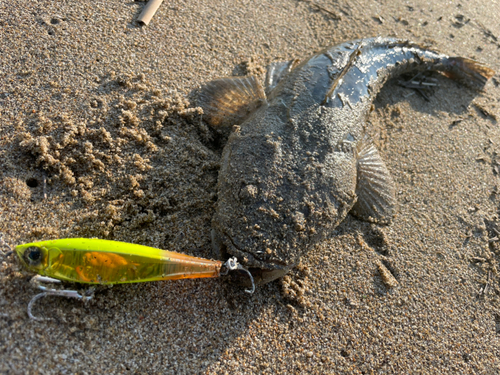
[23,246,44,266]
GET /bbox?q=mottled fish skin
[206,37,494,284]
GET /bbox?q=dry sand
[1,0,500,373]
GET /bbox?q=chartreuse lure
[14,238,254,320]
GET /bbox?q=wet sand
[1,0,500,373]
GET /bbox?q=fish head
[212,114,353,284]
[211,107,359,285]
[211,124,302,284]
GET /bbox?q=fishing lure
[14,238,254,320]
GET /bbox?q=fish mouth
[211,228,292,285]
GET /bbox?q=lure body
[15,238,223,284]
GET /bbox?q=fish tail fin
[197,76,267,129]
[443,57,495,89]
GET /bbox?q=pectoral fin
[351,138,396,224]
[198,76,267,128]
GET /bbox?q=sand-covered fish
[199,37,495,284]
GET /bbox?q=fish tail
[442,57,495,89]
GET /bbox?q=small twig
[136,0,164,26]
[398,73,439,101]
[398,73,439,87]
[42,171,47,200]
[479,271,492,297]
[299,0,342,20]
[0,235,13,255]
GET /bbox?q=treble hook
[27,275,94,321]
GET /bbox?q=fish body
[199,37,494,284]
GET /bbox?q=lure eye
[23,246,44,266]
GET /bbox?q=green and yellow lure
[15,238,224,285]
[14,238,254,320]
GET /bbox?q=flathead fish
[198,37,495,284]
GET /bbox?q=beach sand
[1,0,500,373]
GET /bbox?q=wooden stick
[42,171,47,200]
[137,0,164,26]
